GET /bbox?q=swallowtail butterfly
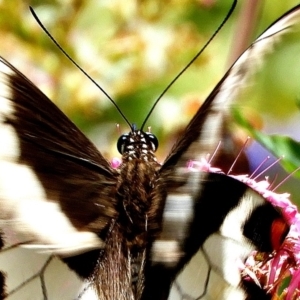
[0,3,300,300]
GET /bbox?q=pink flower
[111,157,122,168]
[188,157,300,299]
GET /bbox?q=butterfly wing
[0,246,98,300]
[145,5,300,300]
[0,57,119,298]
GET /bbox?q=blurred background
[0,0,300,203]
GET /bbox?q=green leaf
[234,109,300,177]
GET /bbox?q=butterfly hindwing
[0,244,95,300]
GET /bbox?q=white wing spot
[0,162,103,255]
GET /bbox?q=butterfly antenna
[29,7,132,129]
[140,0,237,130]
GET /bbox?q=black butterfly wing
[0,57,119,298]
[145,5,300,300]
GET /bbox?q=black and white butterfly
[0,3,300,300]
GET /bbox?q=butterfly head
[117,127,158,161]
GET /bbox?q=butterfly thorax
[94,130,161,299]
[116,130,160,241]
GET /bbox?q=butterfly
[0,3,300,300]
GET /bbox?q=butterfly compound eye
[146,132,158,152]
[117,134,128,154]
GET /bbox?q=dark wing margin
[0,56,119,255]
[146,4,300,300]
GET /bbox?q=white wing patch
[169,250,246,300]
[0,161,103,255]
[152,172,206,266]
[0,61,15,118]
[0,63,20,161]
[219,189,264,241]
[0,246,98,300]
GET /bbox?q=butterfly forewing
[0,3,300,300]
[0,57,119,256]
